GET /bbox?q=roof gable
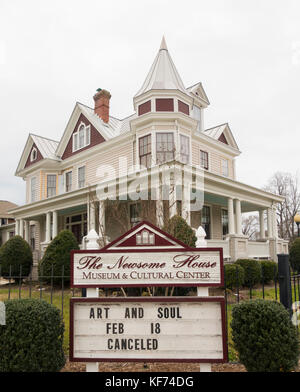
[102,221,187,250]
[203,123,239,150]
[187,82,210,106]
[61,113,105,160]
[16,134,59,174]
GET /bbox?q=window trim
[78,165,86,189]
[65,171,72,193]
[156,132,175,165]
[72,122,91,153]
[139,134,152,168]
[179,134,190,164]
[200,150,209,170]
[221,158,229,177]
[46,173,57,198]
[30,147,38,162]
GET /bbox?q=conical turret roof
[135,37,186,97]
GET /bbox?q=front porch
[10,163,289,278]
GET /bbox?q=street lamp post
[294,214,300,238]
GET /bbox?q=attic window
[30,148,38,162]
[72,123,91,152]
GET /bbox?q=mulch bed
[61,361,247,372]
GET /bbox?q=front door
[71,224,82,244]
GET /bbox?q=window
[201,206,211,239]
[47,175,57,198]
[200,150,209,170]
[130,203,141,226]
[72,123,91,152]
[222,209,229,236]
[66,171,72,192]
[30,148,38,162]
[78,166,85,188]
[156,133,175,164]
[192,105,201,131]
[180,135,190,164]
[30,177,37,202]
[139,135,152,168]
[221,159,229,177]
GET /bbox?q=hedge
[224,264,245,289]
[0,235,33,280]
[260,260,278,284]
[290,238,300,273]
[0,299,65,372]
[231,299,299,372]
[235,259,261,287]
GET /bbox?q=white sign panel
[70,298,227,363]
[71,249,223,288]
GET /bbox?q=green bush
[289,238,300,273]
[231,299,299,372]
[0,299,65,372]
[235,259,261,287]
[260,260,278,284]
[39,230,79,283]
[163,215,197,247]
[224,264,245,289]
[0,235,33,280]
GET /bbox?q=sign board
[70,297,227,363]
[71,221,223,288]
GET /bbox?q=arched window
[72,123,91,152]
[30,147,37,162]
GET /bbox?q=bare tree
[264,171,300,242]
[242,214,259,240]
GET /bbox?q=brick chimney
[93,88,111,123]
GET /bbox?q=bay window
[139,134,152,168]
[156,133,175,164]
[180,135,190,164]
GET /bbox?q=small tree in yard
[289,238,300,273]
[163,215,197,247]
[0,235,33,280]
[231,299,299,372]
[39,230,79,283]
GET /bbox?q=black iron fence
[0,263,299,359]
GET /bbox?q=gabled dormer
[203,123,239,150]
[15,134,59,176]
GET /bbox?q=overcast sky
[0,0,299,206]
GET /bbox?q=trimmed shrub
[260,260,278,284]
[163,215,197,247]
[231,299,299,372]
[0,235,33,280]
[289,238,300,273]
[224,264,245,289]
[235,259,261,287]
[0,299,65,372]
[39,230,79,283]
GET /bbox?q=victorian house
[0,201,17,246]
[7,37,288,277]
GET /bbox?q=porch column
[169,186,177,219]
[182,184,191,226]
[19,219,24,238]
[52,210,58,239]
[259,210,266,239]
[24,220,29,242]
[228,198,235,235]
[15,220,19,236]
[156,185,164,228]
[99,201,105,236]
[89,202,96,231]
[272,206,278,239]
[267,208,273,238]
[45,212,51,243]
[235,199,242,235]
